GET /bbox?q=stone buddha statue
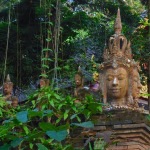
[74,67,89,102]
[39,78,50,88]
[99,9,142,109]
[3,74,18,107]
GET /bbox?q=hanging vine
[41,0,53,78]
[53,0,61,88]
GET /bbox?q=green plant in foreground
[0,87,102,150]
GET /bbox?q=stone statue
[3,74,18,107]
[74,67,89,102]
[39,78,50,88]
[99,9,142,109]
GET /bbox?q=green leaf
[42,64,49,69]
[39,122,55,131]
[41,58,53,62]
[40,74,48,78]
[46,130,68,142]
[57,124,69,131]
[72,121,94,128]
[70,114,77,120]
[64,110,69,120]
[54,93,61,100]
[49,99,54,107]
[0,144,11,150]
[11,138,23,148]
[36,143,48,150]
[25,130,43,141]
[43,110,53,116]
[29,143,33,149]
[23,125,29,135]
[16,111,28,123]
[28,110,43,118]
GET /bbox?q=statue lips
[136,90,140,96]
[110,88,120,93]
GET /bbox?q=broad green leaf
[16,111,28,123]
[39,122,55,131]
[43,110,53,116]
[47,94,51,99]
[57,124,69,131]
[3,118,13,124]
[146,114,150,121]
[49,100,54,107]
[36,143,48,150]
[70,114,77,120]
[64,110,69,120]
[46,130,68,142]
[0,144,11,150]
[11,138,23,148]
[25,130,43,141]
[42,64,49,69]
[29,143,33,149]
[72,121,94,128]
[28,110,43,118]
[23,125,29,135]
[41,58,53,62]
[54,93,61,100]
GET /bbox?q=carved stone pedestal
[92,110,150,150]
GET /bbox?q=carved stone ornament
[99,9,145,112]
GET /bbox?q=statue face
[75,74,82,86]
[132,69,142,98]
[12,100,18,107]
[3,84,12,95]
[40,79,46,88]
[106,67,128,100]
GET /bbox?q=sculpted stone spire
[6,74,11,82]
[114,8,122,35]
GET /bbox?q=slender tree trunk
[3,5,11,84]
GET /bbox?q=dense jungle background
[0,0,149,89]
[0,0,149,149]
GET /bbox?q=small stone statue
[39,78,50,88]
[3,74,18,107]
[74,67,89,102]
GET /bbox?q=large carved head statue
[99,9,142,108]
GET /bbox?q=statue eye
[107,76,113,81]
[118,76,124,80]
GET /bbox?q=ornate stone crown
[101,9,133,70]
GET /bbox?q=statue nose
[138,82,142,89]
[112,77,118,86]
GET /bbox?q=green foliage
[0,87,102,149]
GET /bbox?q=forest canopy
[0,0,149,88]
